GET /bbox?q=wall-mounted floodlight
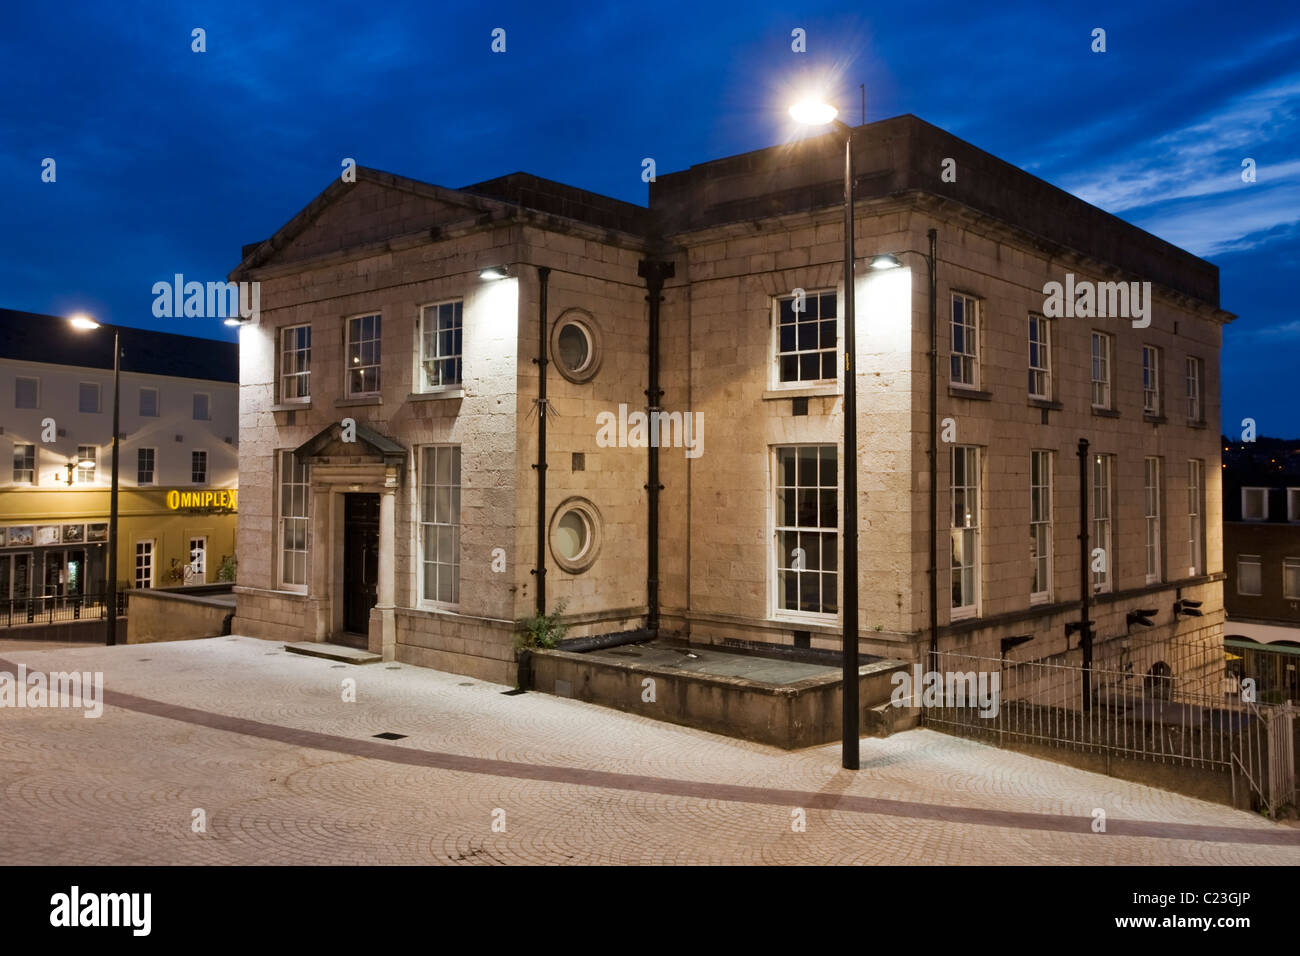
[479,265,511,280]
[223,317,246,327]
[1127,608,1158,628]
[869,254,903,270]
[1000,634,1033,656]
[65,458,91,485]
[70,314,101,330]
[1173,598,1203,619]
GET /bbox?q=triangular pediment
[294,421,407,467]
[235,168,513,272]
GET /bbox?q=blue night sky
[3,1,1297,434]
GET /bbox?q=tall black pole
[1077,438,1092,711]
[106,328,120,645]
[926,229,938,675]
[639,260,673,638]
[840,124,859,770]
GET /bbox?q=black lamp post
[790,100,859,770]
[71,316,120,645]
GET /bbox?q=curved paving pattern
[0,637,1297,865]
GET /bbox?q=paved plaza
[0,635,1296,865]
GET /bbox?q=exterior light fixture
[69,314,121,645]
[869,254,903,270]
[1127,608,1159,628]
[789,95,859,770]
[789,100,839,126]
[479,265,510,280]
[223,317,245,327]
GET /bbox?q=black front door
[342,493,380,642]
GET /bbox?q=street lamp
[64,458,92,486]
[69,314,120,646]
[789,98,860,770]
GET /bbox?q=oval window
[557,323,591,374]
[553,510,589,561]
[548,498,602,573]
[550,310,602,384]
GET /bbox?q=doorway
[187,536,207,585]
[341,493,380,646]
[0,553,33,622]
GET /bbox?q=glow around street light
[69,314,100,330]
[789,100,838,126]
[869,254,903,270]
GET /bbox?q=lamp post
[71,315,119,645]
[790,99,859,770]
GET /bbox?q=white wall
[0,358,238,490]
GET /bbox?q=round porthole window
[557,323,591,372]
[550,309,602,383]
[548,497,602,573]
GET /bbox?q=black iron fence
[924,641,1297,816]
[0,590,131,629]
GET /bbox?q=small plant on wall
[163,559,186,586]
[216,554,237,582]
[515,600,568,650]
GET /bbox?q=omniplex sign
[165,489,238,512]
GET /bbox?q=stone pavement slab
[0,636,1296,865]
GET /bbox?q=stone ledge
[284,641,381,664]
[406,389,465,402]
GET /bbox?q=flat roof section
[0,308,239,382]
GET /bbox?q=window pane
[774,446,838,615]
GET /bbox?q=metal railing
[0,590,131,629]
[925,639,1297,815]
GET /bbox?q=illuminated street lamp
[789,98,860,770]
[69,314,120,645]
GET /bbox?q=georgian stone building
[229,114,1231,687]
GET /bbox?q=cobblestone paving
[0,636,1296,865]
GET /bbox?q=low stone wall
[231,586,309,643]
[524,648,908,749]
[395,608,518,685]
[127,588,235,644]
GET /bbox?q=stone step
[283,641,381,664]
[865,702,921,738]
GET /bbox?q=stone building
[0,308,238,612]
[1221,438,1300,701]
[229,114,1231,688]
